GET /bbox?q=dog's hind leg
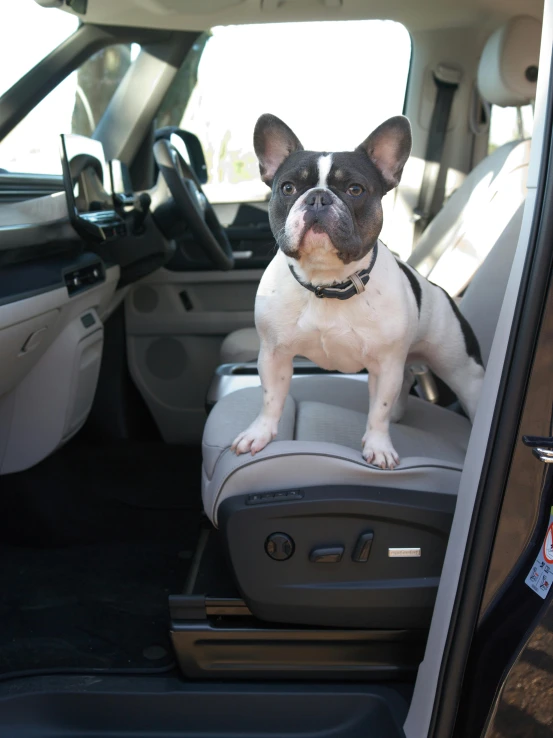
[434,358,484,422]
[426,285,485,422]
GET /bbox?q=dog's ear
[254,114,304,187]
[357,116,412,192]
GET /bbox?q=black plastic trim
[0,676,411,737]
[0,25,175,143]
[220,485,455,630]
[170,615,427,681]
[0,252,105,306]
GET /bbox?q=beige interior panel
[125,267,263,443]
[0,265,120,474]
[70,0,544,34]
[390,26,491,258]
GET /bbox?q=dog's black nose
[305,189,331,211]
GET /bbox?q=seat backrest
[459,203,524,365]
[408,15,541,299]
[409,139,530,297]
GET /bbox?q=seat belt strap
[413,65,462,239]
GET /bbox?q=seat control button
[352,532,374,562]
[310,546,344,563]
[265,533,294,561]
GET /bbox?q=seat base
[220,484,455,629]
[169,526,427,681]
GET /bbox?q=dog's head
[254,114,411,267]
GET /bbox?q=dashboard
[0,133,174,305]
[0,134,174,475]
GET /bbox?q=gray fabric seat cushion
[202,376,471,525]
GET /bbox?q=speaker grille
[133,286,159,313]
[145,338,186,380]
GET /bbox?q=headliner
[65,0,544,34]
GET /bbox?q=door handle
[522,435,553,463]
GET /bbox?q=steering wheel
[153,139,234,271]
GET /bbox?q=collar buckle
[314,285,325,298]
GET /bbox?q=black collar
[289,242,379,300]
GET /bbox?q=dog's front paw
[362,431,400,470]
[231,417,278,456]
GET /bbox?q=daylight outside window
[165,21,412,204]
[0,0,141,176]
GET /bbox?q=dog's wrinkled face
[254,115,412,266]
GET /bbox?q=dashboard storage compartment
[0,311,104,474]
[0,309,61,397]
[62,320,103,438]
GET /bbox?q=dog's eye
[347,184,364,197]
[281,182,296,196]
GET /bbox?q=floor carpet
[0,439,203,675]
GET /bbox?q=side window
[488,104,534,155]
[156,22,411,204]
[0,44,141,176]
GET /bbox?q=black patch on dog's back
[438,286,484,367]
[396,260,422,315]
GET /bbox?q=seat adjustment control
[265,533,294,561]
[352,532,374,562]
[247,490,303,505]
[310,546,344,563]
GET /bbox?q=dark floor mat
[0,540,198,673]
[0,440,203,547]
[0,440,203,675]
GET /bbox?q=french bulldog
[231,114,485,469]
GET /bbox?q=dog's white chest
[291,298,376,372]
[256,248,411,374]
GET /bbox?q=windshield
[158,21,412,204]
[0,0,79,99]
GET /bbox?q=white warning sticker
[525,507,553,599]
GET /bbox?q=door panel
[125,267,263,443]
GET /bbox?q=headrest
[477,16,541,107]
